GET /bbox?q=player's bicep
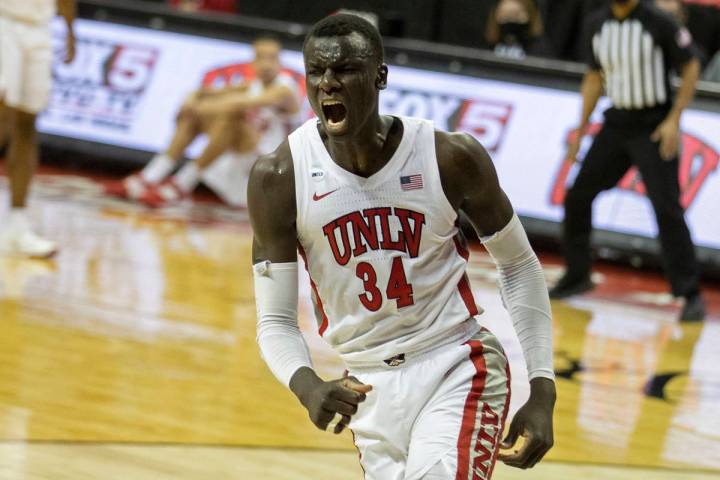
[247,146,298,264]
[455,135,514,237]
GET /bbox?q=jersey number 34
[356,257,414,311]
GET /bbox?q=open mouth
[321,100,348,128]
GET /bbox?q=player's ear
[376,64,388,90]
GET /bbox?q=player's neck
[325,114,396,177]
[611,0,639,19]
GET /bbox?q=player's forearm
[199,84,248,98]
[578,70,603,130]
[481,215,555,382]
[253,261,314,387]
[668,58,700,122]
[228,92,288,111]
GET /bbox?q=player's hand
[651,117,680,161]
[564,128,583,164]
[498,377,555,469]
[64,32,76,64]
[290,368,372,434]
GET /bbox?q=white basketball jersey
[248,72,302,156]
[290,116,482,368]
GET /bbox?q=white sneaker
[0,229,58,259]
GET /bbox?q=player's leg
[192,114,236,171]
[628,136,704,321]
[551,125,632,297]
[0,103,9,151]
[347,369,411,480]
[404,329,511,480]
[0,21,56,258]
[6,108,39,209]
[105,94,202,200]
[163,102,204,161]
[199,112,261,207]
[0,15,9,153]
[140,111,253,207]
[230,112,260,155]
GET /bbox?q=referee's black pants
[561,123,700,298]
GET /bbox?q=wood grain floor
[1,173,719,479]
[0,444,717,480]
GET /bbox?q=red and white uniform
[248,72,303,155]
[0,0,55,113]
[289,116,511,479]
[202,71,302,206]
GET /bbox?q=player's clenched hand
[498,378,555,469]
[290,368,372,434]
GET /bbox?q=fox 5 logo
[380,89,513,153]
[53,38,158,93]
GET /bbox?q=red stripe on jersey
[297,243,329,336]
[453,235,470,261]
[455,340,488,480]
[458,274,479,316]
[453,234,478,316]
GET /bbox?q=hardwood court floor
[0,173,719,479]
[1,444,718,480]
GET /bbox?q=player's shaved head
[304,14,384,64]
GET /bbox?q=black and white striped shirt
[585,2,696,110]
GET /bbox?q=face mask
[498,22,530,45]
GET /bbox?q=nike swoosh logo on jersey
[313,189,338,201]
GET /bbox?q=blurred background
[34,0,720,273]
[1,1,719,479]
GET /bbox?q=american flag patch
[400,174,423,191]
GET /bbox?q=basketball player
[0,0,76,257]
[249,15,555,479]
[106,36,301,208]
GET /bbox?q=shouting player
[249,15,555,479]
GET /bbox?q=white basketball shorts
[0,17,52,114]
[348,327,511,480]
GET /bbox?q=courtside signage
[39,18,720,250]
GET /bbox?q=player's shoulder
[249,140,295,198]
[433,130,496,202]
[434,130,492,173]
[247,141,297,232]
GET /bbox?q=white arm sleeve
[482,214,555,381]
[253,261,313,387]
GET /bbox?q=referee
[550,0,705,321]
